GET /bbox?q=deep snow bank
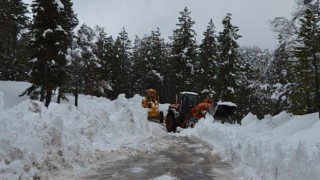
[2,81,320,180]
[180,112,320,180]
[0,84,164,179]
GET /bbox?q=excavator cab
[178,92,199,117]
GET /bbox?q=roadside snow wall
[181,112,320,180]
[0,94,150,179]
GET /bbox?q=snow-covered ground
[0,81,320,180]
[180,111,320,180]
[0,81,169,179]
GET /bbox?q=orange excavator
[165,92,237,132]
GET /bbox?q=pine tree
[65,24,109,106]
[131,35,150,95]
[0,0,29,80]
[267,9,300,115]
[14,32,33,81]
[94,26,114,97]
[24,0,77,107]
[216,13,242,102]
[239,47,274,118]
[215,13,256,120]
[197,19,218,98]
[293,7,319,114]
[109,28,132,99]
[269,0,320,116]
[169,7,198,100]
[65,36,82,107]
[76,24,101,96]
[56,0,78,102]
[131,28,166,100]
[149,28,167,102]
[265,42,296,114]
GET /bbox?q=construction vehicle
[142,89,164,123]
[165,92,237,132]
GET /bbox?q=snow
[180,112,320,180]
[217,101,237,107]
[0,81,167,179]
[152,174,179,180]
[180,91,198,95]
[130,167,144,173]
[1,81,320,180]
[42,29,53,38]
[54,0,64,12]
[149,70,164,81]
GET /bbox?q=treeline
[1,0,319,120]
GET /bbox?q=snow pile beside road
[0,81,165,179]
[181,112,320,180]
[2,80,320,179]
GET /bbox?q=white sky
[24,0,295,50]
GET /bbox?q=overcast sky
[24,0,295,50]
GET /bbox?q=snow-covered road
[57,135,239,180]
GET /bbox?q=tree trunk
[57,89,63,104]
[45,90,52,107]
[74,84,79,108]
[306,96,312,114]
[57,94,61,104]
[40,87,45,102]
[75,93,78,108]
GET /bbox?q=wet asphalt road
[81,136,239,180]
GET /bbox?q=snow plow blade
[210,102,237,123]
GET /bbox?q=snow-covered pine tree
[56,0,78,102]
[93,26,114,97]
[265,42,296,114]
[0,0,29,80]
[169,7,198,97]
[131,35,151,95]
[216,13,242,102]
[24,0,77,107]
[215,13,256,119]
[267,11,299,114]
[131,28,166,100]
[65,36,82,107]
[13,32,33,81]
[110,28,132,99]
[238,47,274,118]
[293,7,319,114]
[239,47,273,73]
[197,19,218,98]
[268,0,320,115]
[75,24,101,96]
[149,28,168,102]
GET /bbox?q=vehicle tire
[165,113,177,132]
[159,111,164,123]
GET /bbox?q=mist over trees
[1,0,319,119]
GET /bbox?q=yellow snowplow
[142,89,164,123]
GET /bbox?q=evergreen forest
[1,0,320,120]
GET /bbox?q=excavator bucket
[210,101,237,123]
